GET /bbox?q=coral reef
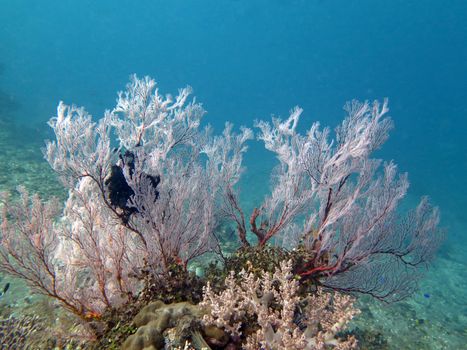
[0,315,44,349]
[122,300,209,350]
[201,260,359,349]
[225,100,444,302]
[0,75,444,348]
[0,76,251,318]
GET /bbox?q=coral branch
[250,99,443,301]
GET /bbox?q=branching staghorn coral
[201,260,359,349]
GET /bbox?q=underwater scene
[0,1,466,349]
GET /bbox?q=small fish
[0,282,9,300]
[423,293,430,299]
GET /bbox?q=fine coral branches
[228,99,443,301]
[0,187,99,316]
[0,76,251,318]
[110,75,204,163]
[0,73,443,347]
[248,99,394,248]
[201,260,359,349]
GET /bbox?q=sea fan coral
[225,100,444,301]
[0,76,252,318]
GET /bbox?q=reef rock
[122,300,214,350]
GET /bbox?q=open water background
[0,1,466,348]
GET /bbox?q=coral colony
[0,76,443,349]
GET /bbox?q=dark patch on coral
[105,150,160,224]
[139,263,205,306]
[349,327,389,350]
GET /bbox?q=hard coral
[201,260,359,349]
[122,300,210,350]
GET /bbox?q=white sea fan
[0,75,252,317]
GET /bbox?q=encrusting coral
[122,300,211,350]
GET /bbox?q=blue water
[1,0,466,348]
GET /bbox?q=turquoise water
[0,1,466,348]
